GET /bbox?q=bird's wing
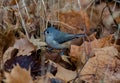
[54,32,76,44]
[54,33,86,44]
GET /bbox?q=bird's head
[44,27,56,37]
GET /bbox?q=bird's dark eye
[46,31,49,34]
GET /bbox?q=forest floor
[0,0,120,83]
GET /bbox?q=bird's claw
[47,48,53,52]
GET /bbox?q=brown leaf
[0,29,16,64]
[80,46,120,83]
[80,0,92,8]
[59,10,90,34]
[70,34,114,71]
[3,47,18,64]
[8,0,20,6]
[70,45,86,68]
[55,63,76,82]
[3,29,16,53]
[4,64,33,83]
[13,37,36,56]
[86,2,120,35]
[70,34,113,62]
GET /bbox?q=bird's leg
[59,48,68,56]
[59,51,65,56]
[47,47,54,52]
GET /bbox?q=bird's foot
[59,51,64,56]
[47,48,53,52]
[59,51,72,65]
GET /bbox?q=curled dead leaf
[80,46,120,83]
[70,34,113,63]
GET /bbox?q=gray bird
[44,26,85,50]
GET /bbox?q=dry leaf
[13,37,36,56]
[80,46,120,83]
[2,29,16,53]
[70,45,86,68]
[59,10,90,34]
[4,64,33,83]
[29,39,47,49]
[0,29,16,66]
[3,47,18,64]
[9,0,19,6]
[86,2,120,36]
[56,63,76,82]
[70,34,114,72]
[70,34,113,62]
[61,55,72,65]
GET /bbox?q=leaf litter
[0,0,120,83]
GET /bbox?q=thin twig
[33,0,37,5]
[90,1,95,21]
[84,0,94,11]
[40,0,47,40]
[15,0,29,39]
[114,24,120,45]
[22,0,30,19]
[52,20,77,30]
[112,1,116,11]
[96,5,107,28]
[44,61,53,83]
[41,0,47,21]
[77,0,81,9]
[106,2,118,27]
